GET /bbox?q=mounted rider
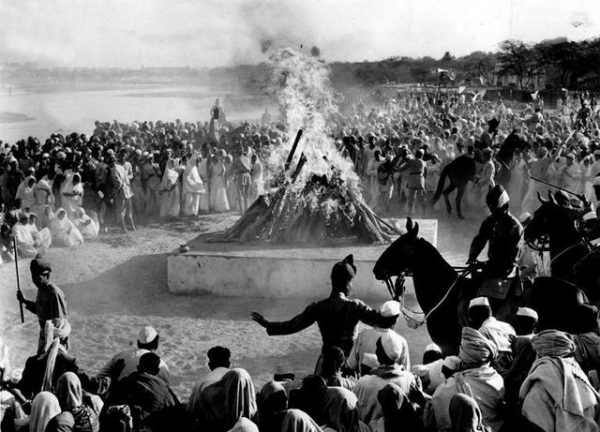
[467,185,524,312]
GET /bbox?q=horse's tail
[432,164,449,205]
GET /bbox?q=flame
[262,47,362,201]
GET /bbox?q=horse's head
[524,191,560,248]
[373,217,420,281]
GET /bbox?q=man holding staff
[16,254,68,354]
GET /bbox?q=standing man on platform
[16,255,68,354]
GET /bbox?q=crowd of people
[2,89,600,431]
[2,251,600,432]
[1,90,600,261]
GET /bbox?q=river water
[0,85,273,143]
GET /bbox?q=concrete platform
[167,219,437,299]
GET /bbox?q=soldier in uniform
[467,184,524,280]
[251,255,382,373]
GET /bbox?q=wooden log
[284,129,303,172]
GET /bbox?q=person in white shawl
[430,327,505,432]
[50,208,84,247]
[40,205,55,230]
[29,392,62,432]
[159,158,182,218]
[28,213,52,250]
[182,154,206,216]
[15,174,37,211]
[520,330,600,432]
[60,173,84,220]
[33,177,55,228]
[74,208,99,239]
[12,213,50,257]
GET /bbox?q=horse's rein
[550,239,590,265]
[384,268,470,329]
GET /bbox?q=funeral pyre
[222,48,400,244]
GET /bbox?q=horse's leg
[456,183,467,219]
[443,183,456,215]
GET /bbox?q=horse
[373,218,599,354]
[494,131,530,189]
[431,155,476,219]
[524,192,591,288]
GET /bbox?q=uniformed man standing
[251,255,381,373]
[16,255,68,354]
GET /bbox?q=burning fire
[263,47,361,200]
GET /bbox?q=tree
[410,64,431,83]
[497,40,545,89]
[458,51,497,85]
[310,46,321,58]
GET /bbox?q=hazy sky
[1,0,599,68]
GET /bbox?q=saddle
[476,266,523,301]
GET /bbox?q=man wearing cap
[251,255,382,372]
[467,185,523,291]
[346,300,409,376]
[353,332,425,426]
[429,327,504,432]
[17,255,68,354]
[97,326,170,388]
[468,297,515,378]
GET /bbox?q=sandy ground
[0,201,480,401]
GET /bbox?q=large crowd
[2,90,600,431]
[2,253,600,432]
[2,92,600,261]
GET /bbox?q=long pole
[284,129,303,172]
[13,238,25,323]
[530,176,582,197]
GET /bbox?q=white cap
[516,307,538,320]
[469,297,490,309]
[425,343,442,353]
[583,211,597,222]
[442,355,462,370]
[380,300,401,317]
[137,326,158,344]
[380,332,405,362]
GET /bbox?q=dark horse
[374,218,598,354]
[431,155,476,219]
[524,192,593,291]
